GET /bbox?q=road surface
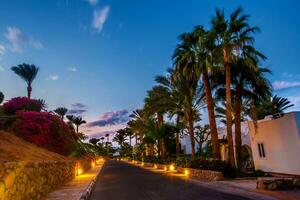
[90,160,253,200]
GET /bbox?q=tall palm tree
[172,66,203,158]
[214,59,272,166]
[54,107,68,120]
[144,86,172,157]
[11,63,39,99]
[72,116,86,134]
[173,26,222,159]
[155,68,185,158]
[211,8,265,166]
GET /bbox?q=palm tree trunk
[224,50,235,167]
[175,115,180,158]
[234,88,242,168]
[187,112,195,157]
[76,125,79,134]
[27,85,32,99]
[202,67,220,159]
[157,113,163,127]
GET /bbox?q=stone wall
[132,161,224,181]
[177,167,223,181]
[0,158,92,200]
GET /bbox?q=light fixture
[169,165,175,171]
[184,169,189,176]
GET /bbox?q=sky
[0,0,299,138]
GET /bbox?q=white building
[180,112,300,175]
[248,112,300,175]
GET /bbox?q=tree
[89,138,100,146]
[155,68,185,158]
[54,107,68,120]
[11,63,39,99]
[173,26,221,159]
[113,130,126,147]
[72,116,86,134]
[255,95,294,120]
[0,92,4,104]
[212,8,264,166]
[214,60,272,166]
[194,124,211,155]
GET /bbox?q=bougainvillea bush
[3,97,44,115]
[11,111,76,156]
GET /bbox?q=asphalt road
[90,160,253,200]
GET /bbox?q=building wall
[248,112,300,175]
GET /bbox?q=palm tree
[54,107,68,120]
[144,86,172,157]
[89,138,100,146]
[211,8,265,166]
[11,63,39,99]
[72,116,86,134]
[113,130,126,147]
[214,59,272,166]
[100,137,105,145]
[173,26,221,159]
[255,95,294,120]
[0,92,4,104]
[172,67,203,158]
[155,68,185,158]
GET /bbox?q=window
[258,143,266,158]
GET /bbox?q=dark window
[258,143,266,158]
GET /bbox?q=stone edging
[128,161,224,181]
[79,162,105,200]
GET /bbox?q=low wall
[0,158,92,200]
[177,167,223,181]
[133,161,223,181]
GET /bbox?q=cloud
[68,67,77,72]
[92,6,110,33]
[88,109,129,127]
[86,0,98,6]
[4,26,43,52]
[272,81,300,90]
[68,102,87,115]
[49,75,59,81]
[68,109,87,115]
[71,102,86,108]
[0,65,4,71]
[87,130,116,139]
[0,44,5,55]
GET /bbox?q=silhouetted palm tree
[0,92,4,104]
[54,107,68,120]
[11,63,39,99]
[72,116,86,134]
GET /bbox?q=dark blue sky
[0,0,299,136]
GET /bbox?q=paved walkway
[90,160,268,200]
[45,162,104,200]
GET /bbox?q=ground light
[91,162,95,167]
[184,169,189,176]
[154,164,157,169]
[76,167,82,176]
[169,164,175,171]
[164,166,167,171]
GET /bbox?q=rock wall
[132,161,224,181]
[177,167,223,181]
[0,159,92,200]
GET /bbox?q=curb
[79,162,105,200]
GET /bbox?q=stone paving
[44,161,104,200]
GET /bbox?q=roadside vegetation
[101,7,294,177]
